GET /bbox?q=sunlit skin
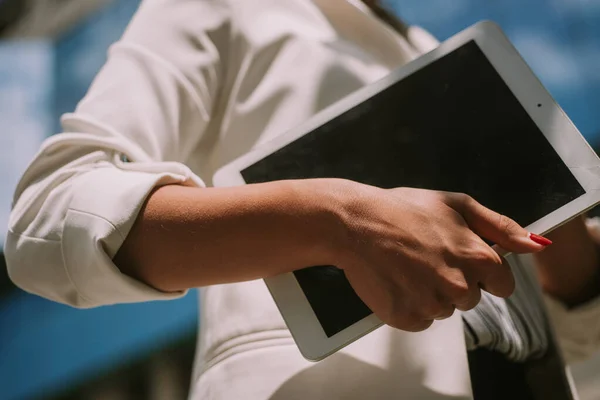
[360,0,600,309]
[114,1,600,334]
[116,180,549,332]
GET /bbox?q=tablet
[213,21,600,362]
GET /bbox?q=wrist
[288,178,360,267]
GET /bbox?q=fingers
[406,319,435,332]
[446,193,548,254]
[438,268,483,310]
[344,267,436,332]
[433,303,456,320]
[470,235,515,298]
[441,234,514,300]
[388,316,435,332]
[454,286,482,311]
[478,255,515,298]
[386,285,455,331]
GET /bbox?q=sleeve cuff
[61,164,203,307]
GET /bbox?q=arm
[114,180,345,292]
[5,0,230,307]
[534,216,600,307]
[116,178,548,332]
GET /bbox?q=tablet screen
[241,40,585,338]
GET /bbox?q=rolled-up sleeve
[543,217,600,364]
[5,0,231,308]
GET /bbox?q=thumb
[447,193,552,253]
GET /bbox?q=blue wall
[387,0,600,142]
[0,290,198,399]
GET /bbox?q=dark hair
[364,1,409,37]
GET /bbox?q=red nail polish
[529,232,552,246]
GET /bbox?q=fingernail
[528,232,552,246]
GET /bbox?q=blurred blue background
[387,0,600,144]
[0,0,599,399]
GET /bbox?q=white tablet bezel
[213,21,600,361]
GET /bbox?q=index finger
[445,193,550,254]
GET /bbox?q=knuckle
[456,300,477,311]
[498,214,518,236]
[461,193,475,205]
[471,247,505,270]
[419,299,444,319]
[452,192,472,207]
[468,247,495,265]
[387,297,440,331]
[459,289,482,310]
[473,290,482,306]
[436,306,456,320]
[445,278,470,301]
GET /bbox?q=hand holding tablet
[214,21,600,361]
[333,185,548,332]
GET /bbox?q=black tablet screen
[241,40,585,338]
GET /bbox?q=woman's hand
[115,177,548,334]
[533,216,600,307]
[327,182,549,332]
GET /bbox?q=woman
[6,0,600,398]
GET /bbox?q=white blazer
[5,0,600,398]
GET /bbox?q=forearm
[114,179,345,292]
[534,216,600,307]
